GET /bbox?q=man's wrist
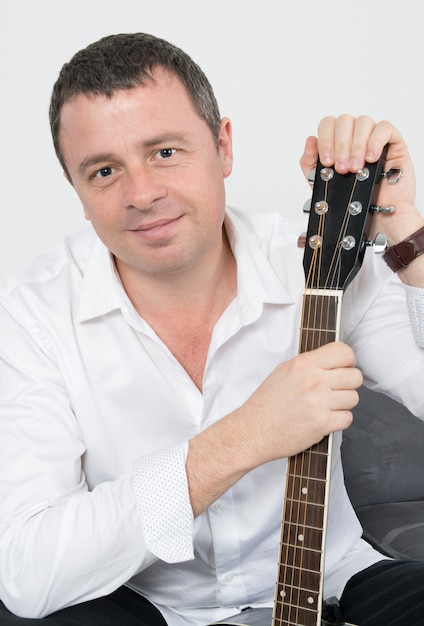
[383,225,424,272]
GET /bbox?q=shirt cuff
[132,442,194,563]
[405,284,424,347]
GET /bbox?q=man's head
[49,33,221,174]
[53,35,233,285]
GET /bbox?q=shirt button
[214,501,225,513]
[224,573,233,583]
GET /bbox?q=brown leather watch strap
[383,225,424,272]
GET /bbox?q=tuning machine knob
[370,205,396,214]
[366,233,388,253]
[303,199,311,213]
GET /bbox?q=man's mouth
[130,216,183,240]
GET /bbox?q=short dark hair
[49,33,221,171]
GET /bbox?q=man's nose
[122,166,167,209]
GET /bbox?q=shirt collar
[224,208,294,311]
[77,208,294,323]
[77,235,122,322]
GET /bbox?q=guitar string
[322,178,358,294]
[311,176,358,356]
[281,235,322,626]
[276,171,360,625]
[277,382,308,626]
[294,183,331,625]
[290,253,317,626]
[304,235,324,626]
[276,273,315,625]
[311,175,356,602]
[284,174,356,626]
[277,438,300,624]
[278,205,324,626]
[300,235,323,625]
[304,174,356,626]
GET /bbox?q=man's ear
[219,117,233,179]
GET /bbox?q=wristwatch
[383,225,424,272]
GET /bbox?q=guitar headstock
[303,145,388,291]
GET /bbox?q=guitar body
[211,602,350,625]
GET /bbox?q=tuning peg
[297,232,307,248]
[381,168,402,184]
[303,199,311,213]
[370,205,396,214]
[366,233,388,253]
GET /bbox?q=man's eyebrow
[79,154,116,175]
[137,132,188,149]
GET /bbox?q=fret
[275,591,319,614]
[275,565,321,592]
[299,330,338,352]
[274,596,320,626]
[277,542,322,573]
[282,519,325,538]
[287,449,329,483]
[281,502,325,533]
[309,438,329,455]
[283,477,326,505]
[299,290,343,353]
[276,590,320,611]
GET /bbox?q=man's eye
[157,148,176,159]
[95,167,113,178]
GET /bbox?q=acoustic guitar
[211,147,388,626]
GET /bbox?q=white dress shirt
[1,207,423,624]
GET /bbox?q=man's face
[59,68,233,283]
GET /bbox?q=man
[0,32,423,625]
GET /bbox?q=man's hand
[187,342,362,517]
[300,114,424,285]
[236,341,362,465]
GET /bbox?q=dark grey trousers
[1,560,424,625]
[0,586,166,625]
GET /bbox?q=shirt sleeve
[341,254,424,416]
[0,300,193,618]
[132,442,195,562]
[405,284,424,347]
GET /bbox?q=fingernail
[321,153,333,165]
[335,158,348,172]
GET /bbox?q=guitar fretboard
[273,290,343,626]
[299,290,342,353]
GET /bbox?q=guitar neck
[299,290,343,353]
[273,290,343,626]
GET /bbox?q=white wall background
[1,0,422,279]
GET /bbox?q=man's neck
[115,228,236,321]
[114,232,237,390]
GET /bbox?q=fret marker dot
[302,487,308,494]
[298,534,304,542]
[308,597,314,605]
[280,590,286,598]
